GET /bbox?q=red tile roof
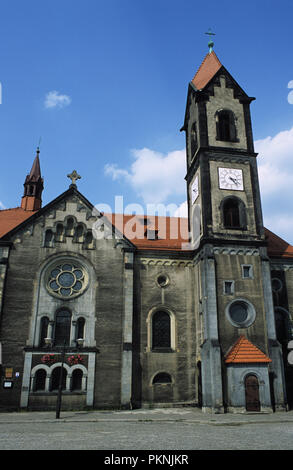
[0,207,37,238]
[103,213,190,251]
[225,336,271,364]
[191,51,222,90]
[0,205,292,258]
[264,227,293,258]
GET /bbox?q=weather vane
[67,170,81,186]
[205,28,216,53]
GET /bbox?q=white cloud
[44,90,72,109]
[255,126,293,243]
[255,127,293,197]
[173,200,188,218]
[104,125,293,243]
[105,148,186,205]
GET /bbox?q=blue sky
[0,0,293,243]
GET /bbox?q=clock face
[218,167,244,191]
[191,176,199,204]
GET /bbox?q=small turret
[21,147,44,211]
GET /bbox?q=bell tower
[21,147,44,211]
[181,43,264,247]
[181,41,287,413]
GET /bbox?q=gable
[0,187,134,251]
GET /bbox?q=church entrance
[245,375,260,411]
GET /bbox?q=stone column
[86,352,96,407]
[261,253,287,410]
[20,352,32,408]
[200,245,224,413]
[121,250,134,408]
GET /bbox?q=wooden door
[245,375,260,411]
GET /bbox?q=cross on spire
[67,170,81,187]
[205,28,216,53]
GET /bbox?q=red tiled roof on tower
[191,51,222,90]
[225,336,271,364]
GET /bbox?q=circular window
[272,278,283,293]
[226,299,256,328]
[46,262,88,299]
[157,274,169,288]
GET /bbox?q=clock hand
[229,176,239,185]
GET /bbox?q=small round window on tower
[272,278,283,293]
[226,298,256,328]
[157,274,169,288]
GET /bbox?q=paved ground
[0,407,293,452]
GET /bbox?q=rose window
[46,262,88,299]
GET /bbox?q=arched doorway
[245,374,260,411]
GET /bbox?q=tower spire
[21,147,44,211]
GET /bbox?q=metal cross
[67,170,81,186]
[205,28,216,53]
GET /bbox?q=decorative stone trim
[213,247,259,256]
[140,258,194,267]
[271,264,293,271]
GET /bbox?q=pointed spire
[28,147,42,182]
[21,147,44,211]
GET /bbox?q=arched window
[39,316,49,347]
[65,217,75,237]
[76,317,85,340]
[72,369,83,391]
[51,367,67,391]
[75,224,85,243]
[84,231,94,249]
[152,372,172,384]
[216,109,237,142]
[222,197,246,229]
[34,369,46,391]
[152,311,171,350]
[55,223,64,242]
[275,308,292,344]
[44,229,54,248]
[54,309,71,346]
[223,199,240,227]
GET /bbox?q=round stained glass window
[46,262,88,299]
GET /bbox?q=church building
[0,44,293,413]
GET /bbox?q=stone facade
[0,49,292,413]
